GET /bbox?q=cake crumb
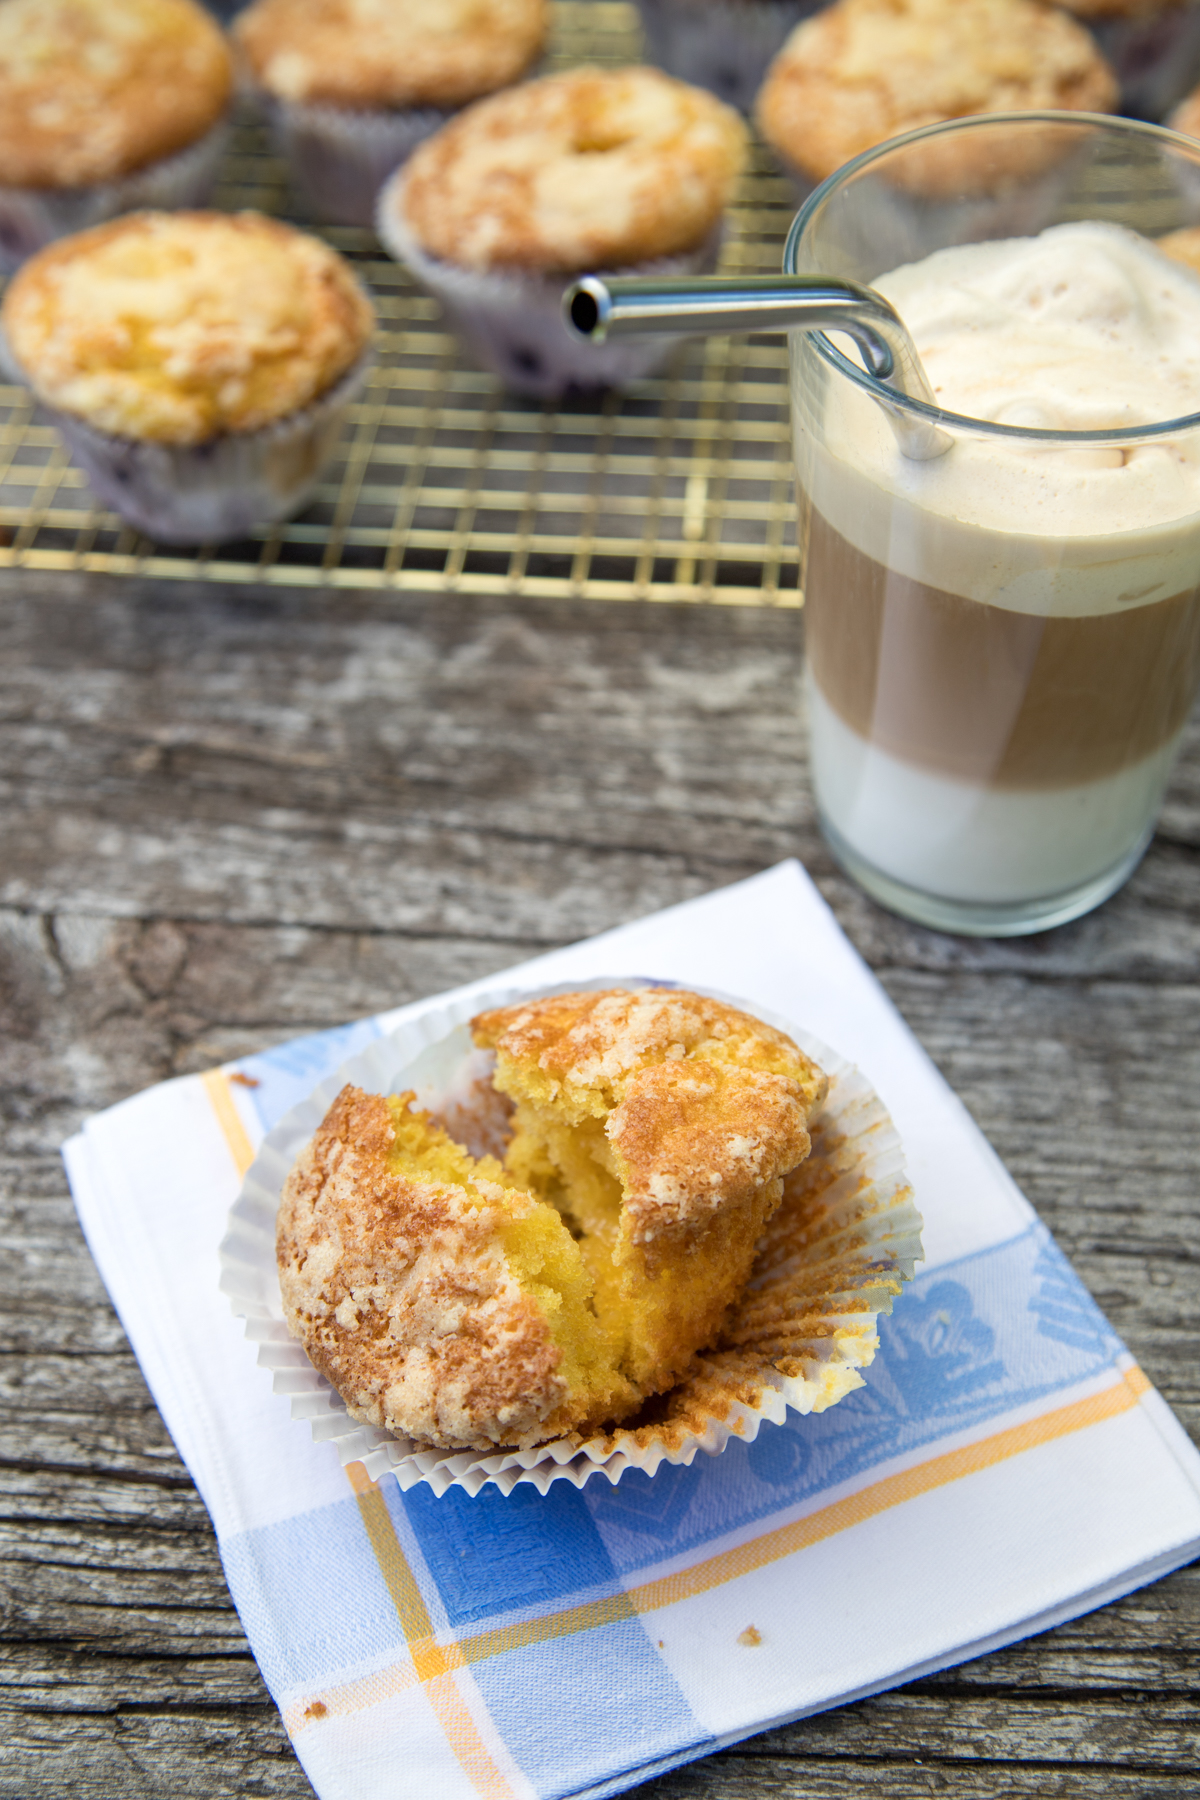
[737,1625,763,1647]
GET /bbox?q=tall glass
[787,114,1200,935]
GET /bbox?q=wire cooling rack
[0,3,802,606]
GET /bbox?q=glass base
[817,811,1154,937]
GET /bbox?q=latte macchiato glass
[787,114,1200,935]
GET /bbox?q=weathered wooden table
[2,565,1198,1797]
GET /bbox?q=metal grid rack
[0,4,802,606]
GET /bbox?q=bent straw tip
[564,277,610,342]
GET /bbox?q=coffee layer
[804,506,1200,790]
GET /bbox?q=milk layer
[808,676,1178,904]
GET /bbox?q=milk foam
[810,222,1200,606]
[881,221,1200,435]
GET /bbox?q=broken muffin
[277,986,828,1451]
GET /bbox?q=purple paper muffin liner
[1085,1,1200,121]
[635,0,821,113]
[377,172,724,399]
[9,352,371,546]
[0,116,230,277]
[264,95,452,227]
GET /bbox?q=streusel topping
[3,211,374,443]
[0,0,232,189]
[235,0,547,110]
[758,0,1117,185]
[394,66,747,273]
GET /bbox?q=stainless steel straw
[564,274,951,460]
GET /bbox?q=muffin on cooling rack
[0,0,233,274]
[636,0,822,115]
[377,64,747,399]
[756,0,1118,195]
[1059,0,1200,121]
[1,210,375,545]
[235,0,549,226]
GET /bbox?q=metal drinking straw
[564,274,951,461]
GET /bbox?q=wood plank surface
[2,570,1198,1798]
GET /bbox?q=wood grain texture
[2,570,1198,1799]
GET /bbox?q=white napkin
[64,860,1200,1800]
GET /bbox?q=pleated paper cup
[7,350,371,546]
[263,95,450,227]
[219,977,924,1497]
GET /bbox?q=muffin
[1,210,375,544]
[0,0,233,273]
[637,0,822,115]
[757,0,1119,197]
[235,0,549,226]
[377,65,748,398]
[1060,0,1200,120]
[276,988,828,1452]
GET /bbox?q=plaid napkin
[64,861,1200,1800]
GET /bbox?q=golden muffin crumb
[235,0,548,110]
[2,210,375,444]
[0,0,232,190]
[757,0,1118,189]
[394,65,748,273]
[278,989,827,1451]
[277,1086,629,1451]
[474,987,826,1399]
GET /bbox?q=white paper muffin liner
[377,169,724,398]
[636,0,822,113]
[219,976,924,1498]
[1087,2,1200,121]
[7,351,371,545]
[0,116,230,277]
[263,95,451,227]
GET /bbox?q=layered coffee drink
[795,221,1200,911]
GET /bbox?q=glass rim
[783,110,1200,446]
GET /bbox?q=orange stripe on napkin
[201,1068,256,1177]
[342,1464,516,1800]
[295,1368,1154,1738]
[627,1373,1147,1615]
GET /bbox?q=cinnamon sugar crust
[235,0,548,110]
[3,210,375,444]
[394,66,747,273]
[278,1086,576,1451]
[0,0,232,190]
[757,0,1118,191]
[474,986,825,1243]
